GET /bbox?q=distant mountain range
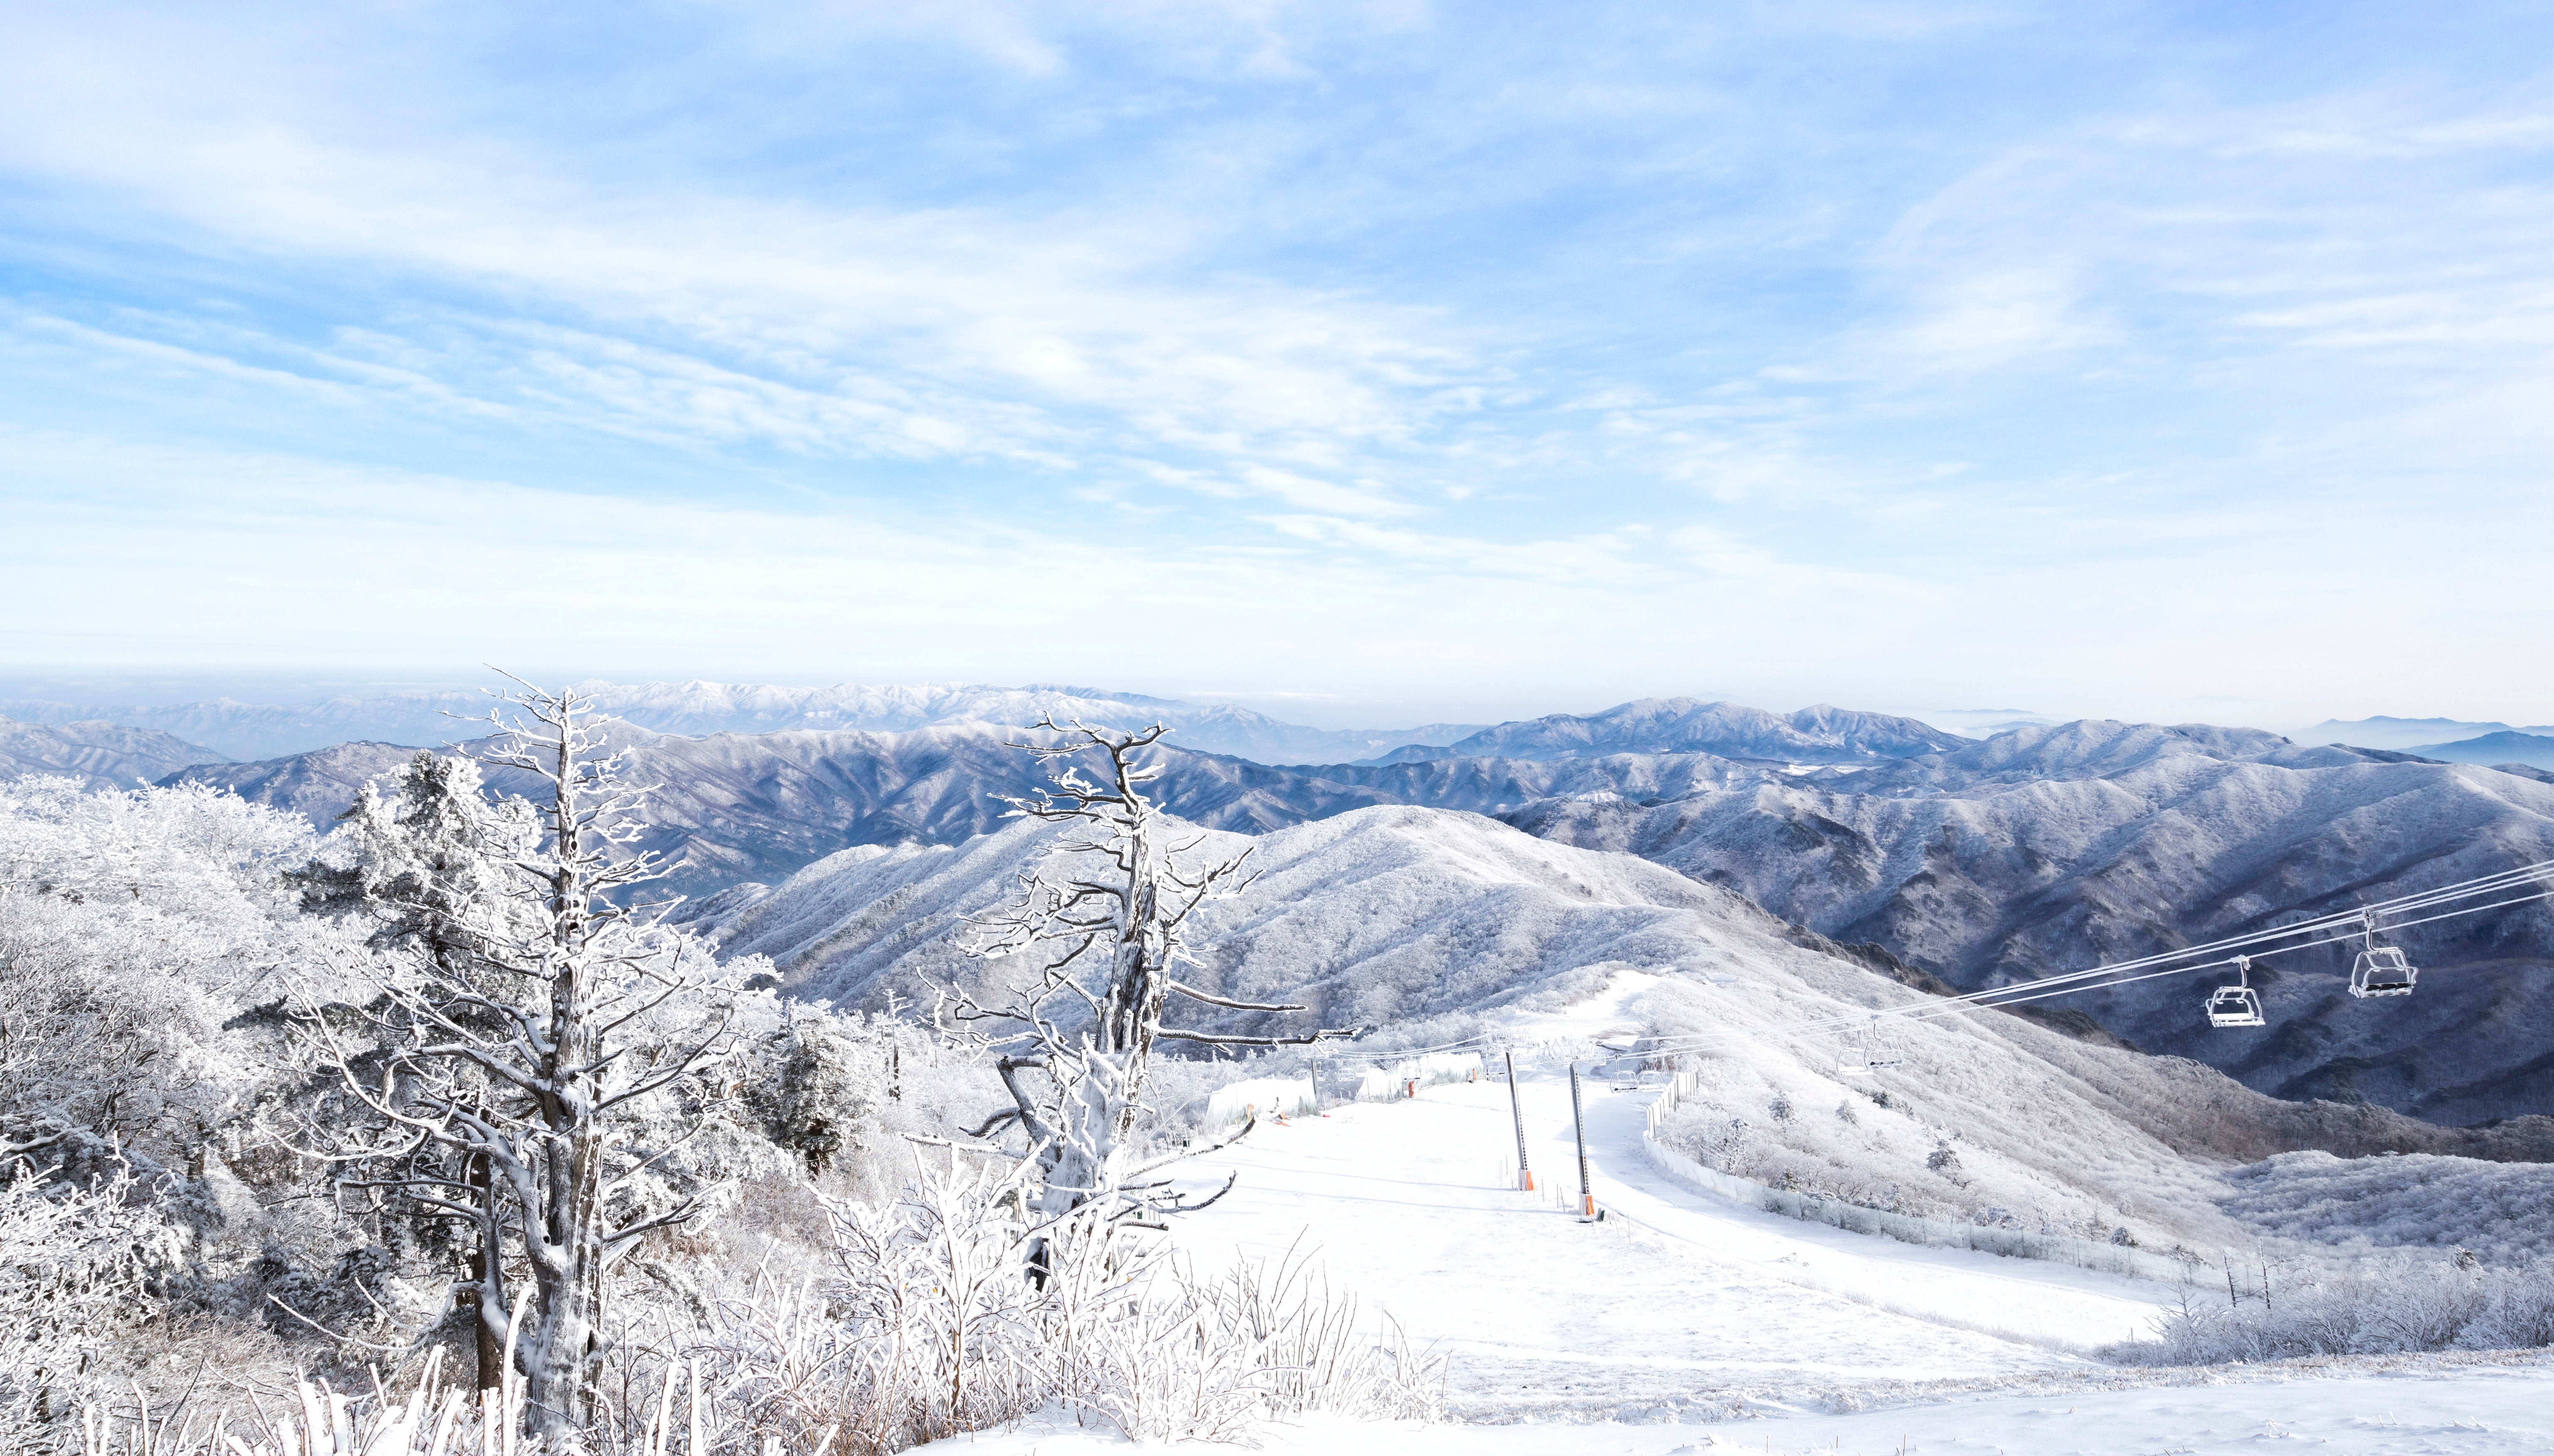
[0,680,1485,765]
[30,683,2554,1128]
[2405,732,2554,771]
[1368,699,1968,764]
[0,716,227,789]
[164,715,1785,891]
[2298,715,2554,754]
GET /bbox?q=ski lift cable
[1901,884,2554,1023]
[1345,858,2553,1068]
[1620,869,2554,1060]
[1821,883,2554,1031]
[1830,861,2554,1027]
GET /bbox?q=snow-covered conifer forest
[7,679,2554,1454]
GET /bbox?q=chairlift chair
[2346,914,2418,999]
[2204,955,2266,1028]
[1858,1016,1906,1071]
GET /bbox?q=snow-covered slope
[2219,1151,2554,1266]
[1371,699,1967,765]
[705,802,2542,1174]
[1515,720,2554,1122]
[0,716,227,789]
[712,805,2272,1250]
[8,681,1482,765]
[164,710,2554,1123]
[164,742,426,829]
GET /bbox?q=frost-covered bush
[2105,1256,2554,1365]
[2219,1151,2554,1266]
[680,1159,1438,1453]
[1,1163,175,1447]
[1652,1054,2139,1242]
[0,776,343,1173]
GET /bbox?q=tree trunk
[466,1151,502,1392]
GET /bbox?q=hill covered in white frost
[0,716,227,790]
[686,803,2550,1260]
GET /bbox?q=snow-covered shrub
[1204,1077,1316,1126]
[1646,1042,2185,1250]
[2219,1150,2554,1266]
[2104,1256,2554,1365]
[0,776,339,1175]
[1,1163,174,1447]
[678,1158,1438,1454]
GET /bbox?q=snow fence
[1206,1077,1317,1126]
[1641,1067,2195,1284]
[1351,1052,1483,1103]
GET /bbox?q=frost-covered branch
[948,718,1358,1277]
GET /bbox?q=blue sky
[4,1,2551,729]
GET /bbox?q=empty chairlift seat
[2347,913,2419,999]
[1837,1016,1905,1074]
[2350,945,2418,998]
[2204,955,2266,1028]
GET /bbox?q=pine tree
[296,679,742,1441]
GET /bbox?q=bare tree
[948,718,1360,1271]
[294,678,741,1443]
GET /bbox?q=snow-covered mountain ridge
[1371,698,1969,764]
[2,680,1484,765]
[1517,719,2554,1122]
[166,720,1798,893]
[160,713,2554,1126]
[684,804,2553,1240]
[0,715,227,790]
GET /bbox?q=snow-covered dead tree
[293,680,743,1444]
[948,718,1361,1272]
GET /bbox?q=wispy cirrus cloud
[4,2,2553,725]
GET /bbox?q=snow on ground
[1164,1072,2157,1421]
[910,1079,2554,1451]
[918,1355,2554,1454]
[969,966,2554,1452]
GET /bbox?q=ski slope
[1167,1072,2159,1419]
[912,1069,2554,1452]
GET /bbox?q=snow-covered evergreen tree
[292,680,746,1443]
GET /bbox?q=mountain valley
[94,687,2554,1130]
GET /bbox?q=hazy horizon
[6,668,2543,743]
[7,5,2549,726]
